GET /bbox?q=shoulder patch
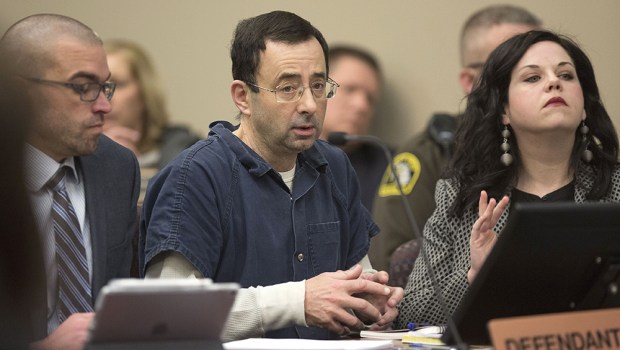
[378,152,421,197]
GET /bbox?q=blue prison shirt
[140,121,379,339]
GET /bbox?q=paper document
[223,338,393,350]
[402,326,445,345]
[359,328,409,339]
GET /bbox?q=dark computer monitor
[442,201,620,346]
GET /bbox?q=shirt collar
[208,120,328,175]
[24,143,79,192]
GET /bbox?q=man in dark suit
[1,14,140,350]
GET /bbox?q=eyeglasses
[24,77,116,102]
[246,78,339,103]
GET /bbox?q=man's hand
[304,264,391,335]
[30,312,94,350]
[359,270,404,330]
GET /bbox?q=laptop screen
[87,278,238,344]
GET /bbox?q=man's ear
[231,80,251,116]
[459,67,476,95]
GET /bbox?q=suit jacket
[32,135,140,340]
[80,135,140,299]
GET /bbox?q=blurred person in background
[104,39,201,201]
[320,45,386,211]
[370,4,542,275]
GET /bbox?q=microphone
[327,132,394,164]
[427,113,457,157]
[327,131,467,350]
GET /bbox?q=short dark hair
[230,11,329,93]
[449,30,619,216]
[328,44,382,81]
[460,5,542,66]
[0,14,102,76]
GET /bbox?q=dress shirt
[24,144,92,334]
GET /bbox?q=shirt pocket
[307,221,341,274]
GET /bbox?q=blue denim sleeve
[141,142,226,278]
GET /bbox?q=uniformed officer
[370,5,542,275]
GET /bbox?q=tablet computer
[441,201,620,346]
[87,278,238,345]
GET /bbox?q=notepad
[401,326,446,345]
[223,338,394,350]
[359,328,409,339]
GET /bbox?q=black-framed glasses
[246,78,339,103]
[24,77,116,102]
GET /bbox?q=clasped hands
[304,264,404,335]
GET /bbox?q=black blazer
[32,135,140,340]
[80,135,140,299]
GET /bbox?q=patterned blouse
[394,162,620,327]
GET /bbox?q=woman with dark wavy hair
[395,30,620,326]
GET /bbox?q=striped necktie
[46,166,93,322]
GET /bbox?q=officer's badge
[378,152,421,197]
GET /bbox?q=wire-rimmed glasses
[246,78,339,103]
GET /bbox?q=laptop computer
[86,278,238,350]
[441,201,620,346]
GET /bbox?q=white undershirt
[279,164,296,192]
[146,252,374,341]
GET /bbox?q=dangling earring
[500,125,513,167]
[580,120,593,163]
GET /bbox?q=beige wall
[4,1,619,148]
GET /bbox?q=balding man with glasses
[141,10,402,341]
[1,14,140,350]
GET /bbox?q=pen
[407,343,454,350]
[407,322,434,330]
